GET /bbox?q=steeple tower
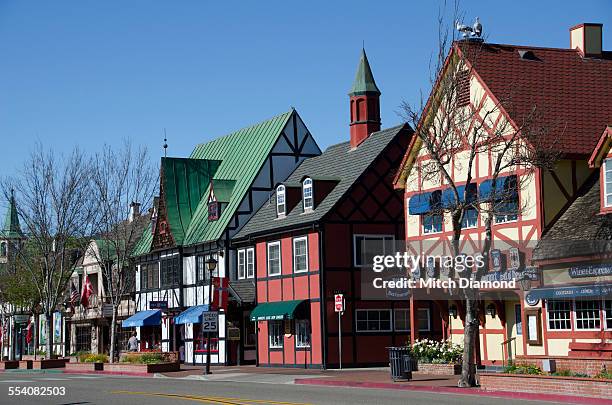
[349,48,381,148]
[0,190,23,264]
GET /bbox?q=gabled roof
[233,124,410,240]
[588,126,612,168]
[1,191,22,239]
[457,41,612,156]
[533,173,612,261]
[349,48,381,96]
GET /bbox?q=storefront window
[193,323,219,353]
[295,320,310,348]
[575,300,600,330]
[75,325,91,353]
[547,300,571,330]
[268,320,283,348]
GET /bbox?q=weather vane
[456,17,483,41]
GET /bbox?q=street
[0,372,562,405]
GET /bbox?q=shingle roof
[229,280,256,303]
[458,41,612,155]
[233,124,410,239]
[532,174,612,261]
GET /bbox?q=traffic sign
[334,294,344,313]
[201,311,219,332]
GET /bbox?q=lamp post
[204,257,217,375]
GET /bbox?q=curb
[61,370,153,377]
[294,378,612,405]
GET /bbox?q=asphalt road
[0,372,562,405]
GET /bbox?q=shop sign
[150,300,168,310]
[569,263,612,278]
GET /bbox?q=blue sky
[0,0,610,199]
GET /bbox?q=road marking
[0,380,31,383]
[34,378,70,381]
[112,391,313,405]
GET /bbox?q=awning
[441,183,477,208]
[250,300,307,321]
[479,175,517,201]
[122,310,161,328]
[174,305,210,325]
[408,191,443,215]
[526,284,612,304]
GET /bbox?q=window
[575,300,600,330]
[140,263,159,291]
[238,249,246,280]
[246,248,255,279]
[268,320,283,348]
[604,300,612,330]
[422,214,443,233]
[547,300,571,330]
[495,176,519,223]
[462,208,478,228]
[160,256,180,287]
[354,235,395,267]
[0,242,6,257]
[356,309,392,332]
[267,242,281,276]
[295,320,310,348]
[605,159,612,207]
[75,325,91,353]
[303,178,313,211]
[418,308,431,331]
[394,309,410,331]
[208,201,219,221]
[293,237,308,273]
[276,185,286,216]
[196,255,218,283]
[515,304,522,335]
[193,323,219,353]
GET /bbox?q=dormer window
[208,186,219,221]
[276,185,286,217]
[605,158,612,207]
[303,178,313,211]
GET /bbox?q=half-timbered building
[393,23,611,365]
[130,110,321,365]
[233,50,414,368]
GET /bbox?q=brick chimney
[570,23,603,57]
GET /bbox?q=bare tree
[89,142,156,362]
[398,3,559,387]
[2,145,96,359]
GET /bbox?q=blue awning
[479,175,517,201]
[526,284,612,304]
[122,310,161,328]
[174,305,210,325]
[408,192,432,215]
[442,183,477,208]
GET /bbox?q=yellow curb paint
[111,390,313,405]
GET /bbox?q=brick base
[0,361,19,370]
[104,362,179,374]
[479,373,612,399]
[65,362,104,372]
[516,356,612,377]
[414,363,461,375]
[32,359,68,369]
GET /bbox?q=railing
[501,337,516,367]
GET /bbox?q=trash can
[387,347,412,381]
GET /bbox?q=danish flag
[81,275,94,307]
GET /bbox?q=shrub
[594,369,612,380]
[120,352,165,365]
[503,364,543,375]
[79,353,108,363]
[410,339,463,364]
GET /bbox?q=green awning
[250,300,307,321]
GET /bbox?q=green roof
[1,190,22,239]
[132,224,153,257]
[348,48,381,96]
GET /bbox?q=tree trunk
[45,315,52,359]
[109,306,117,363]
[458,293,479,387]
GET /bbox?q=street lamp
[204,257,217,375]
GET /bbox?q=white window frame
[462,208,478,229]
[605,158,612,208]
[546,300,572,331]
[295,319,310,348]
[355,309,392,332]
[237,249,246,280]
[417,308,431,332]
[276,185,286,217]
[303,178,313,211]
[267,241,281,276]
[292,237,308,273]
[604,299,612,331]
[268,320,283,349]
[246,248,255,279]
[422,214,443,234]
[574,300,601,331]
[353,234,395,267]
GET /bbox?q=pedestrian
[127,331,139,352]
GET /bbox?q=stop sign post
[334,293,344,369]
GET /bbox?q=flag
[25,321,33,344]
[81,275,94,307]
[70,281,79,307]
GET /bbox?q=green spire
[348,48,381,96]
[1,190,22,239]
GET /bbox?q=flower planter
[414,362,461,375]
[0,361,19,370]
[479,373,612,399]
[64,362,104,372]
[104,362,179,375]
[32,359,68,369]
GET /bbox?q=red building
[232,50,421,368]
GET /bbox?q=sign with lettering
[569,263,612,278]
[149,300,168,310]
[201,311,219,332]
[334,294,344,313]
[491,249,502,271]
